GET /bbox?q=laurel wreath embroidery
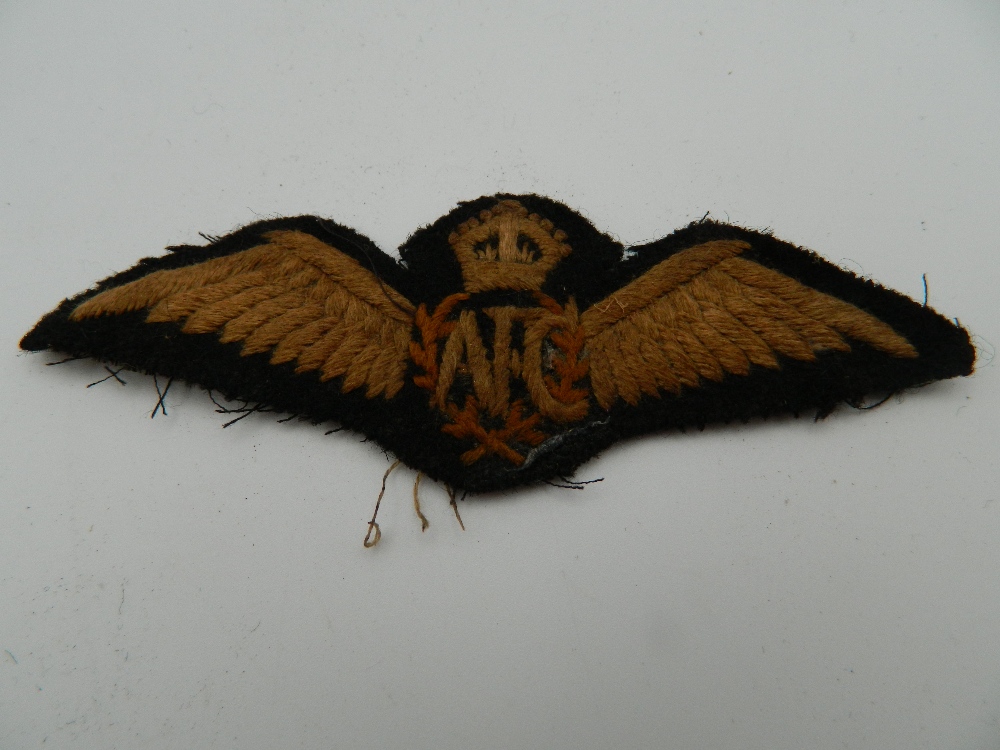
[533,293,590,415]
[410,292,590,466]
[441,397,545,466]
[410,293,468,392]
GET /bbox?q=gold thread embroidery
[64,201,921,464]
[521,294,590,423]
[448,200,572,293]
[409,293,468,392]
[71,230,415,399]
[410,293,582,466]
[581,241,918,409]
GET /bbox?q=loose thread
[364,459,401,548]
[545,475,604,490]
[971,334,995,367]
[151,376,172,418]
[413,473,430,531]
[853,393,894,411]
[208,391,276,427]
[208,391,228,411]
[447,486,466,531]
[46,356,84,366]
[87,367,127,388]
[922,273,929,307]
[221,408,258,428]
[561,475,604,486]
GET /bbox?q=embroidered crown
[448,200,572,292]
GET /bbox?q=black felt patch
[21,194,974,492]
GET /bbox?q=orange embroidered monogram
[21,194,975,493]
[411,292,588,466]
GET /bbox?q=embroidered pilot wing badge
[22,195,974,495]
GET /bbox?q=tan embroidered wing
[579,240,918,409]
[70,230,416,398]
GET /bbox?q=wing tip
[19,325,47,352]
[20,305,71,352]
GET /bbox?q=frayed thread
[87,367,126,388]
[545,476,604,490]
[151,375,172,418]
[364,459,401,548]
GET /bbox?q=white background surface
[2,2,998,748]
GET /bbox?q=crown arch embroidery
[448,200,573,292]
